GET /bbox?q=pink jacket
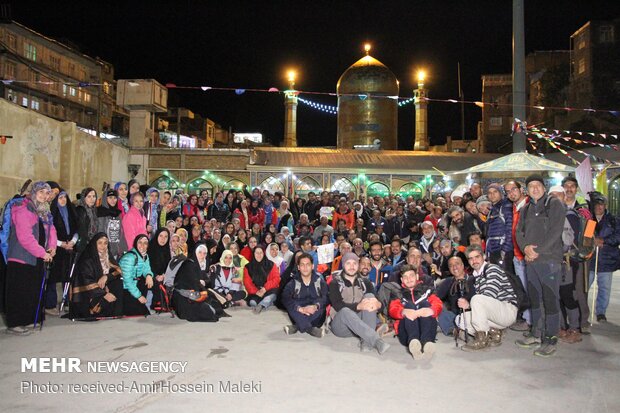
[122,206,147,247]
[8,199,57,265]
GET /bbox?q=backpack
[292,276,323,299]
[0,196,24,263]
[483,264,530,312]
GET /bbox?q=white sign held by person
[317,244,334,265]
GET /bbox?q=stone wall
[0,99,130,203]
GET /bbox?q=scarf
[242,207,249,230]
[58,193,71,233]
[266,243,284,268]
[245,249,274,288]
[148,228,171,275]
[99,249,111,275]
[79,188,98,239]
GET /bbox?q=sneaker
[422,342,436,360]
[408,339,423,359]
[252,305,264,315]
[45,308,60,316]
[283,324,298,335]
[581,324,591,335]
[375,339,390,355]
[509,320,530,332]
[560,328,582,344]
[515,332,541,348]
[376,322,390,336]
[6,326,31,336]
[533,337,557,357]
[597,314,607,323]
[308,327,325,338]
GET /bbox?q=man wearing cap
[588,192,620,323]
[328,252,391,355]
[516,174,566,357]
[562,176,592,334]
[485,183,513,272]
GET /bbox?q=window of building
[68,63,75,77]
[7,33,17,50]
[7,89,17,103]
[103,81,110,95]
[3,61,16,79]
[599,25,614,43]
[31,98,40,111]
[489,117,503,128]
[83,92,91,103]
[69,87,77,97]
[22,96,29,107]
[79,69,87,82]
[63,84,68,97]
[24,42,37,61]
[49,55,61,71]
[578,58,586,74]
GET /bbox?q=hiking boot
[515,332,541,348]
[45,308,60,316]
[309,327,325,338]
[558,329,568,339]
[6,326,31,336]
[597,314,607,323]
[488,328,503,347]
[283,324,298,335]
[374,339,390,355]
[408,339,423,359]
[252,305,264,314]
[462,331,489,352]
[534,337,557,357]
[422,342,436,360]
[581,324,591,335]
[560,328,582,344]
[509,320,530,332]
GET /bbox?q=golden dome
[337,55,399,95]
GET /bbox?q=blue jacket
[486,198,513,255]
[120,249,153,299]
[0,196,23,262]
[590,211,620,272]
[281,272,329,313]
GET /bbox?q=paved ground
[1,273,619,413]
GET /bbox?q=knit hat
[30,181,51,199]
[525,174,545,187]
[341,252,359,267]
[476,195,491,207]
[451,188,466,202]
[548,185,565,194]
[486,183,503,194]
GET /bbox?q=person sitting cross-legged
[389,264,442,360]
[281,253,329,338]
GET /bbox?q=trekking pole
[34,260,51,330]
[589,246,599,325]
[59,251,76,312]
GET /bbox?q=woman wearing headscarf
[244,246,280,314]
[114,182,130,217]
[47,190,78,315]
[228,242,249,281]
[225,190,239,214]
[248,198,265,230]
[235,229,248,250]
[75,187,98,254]
[143,187,160,236]
[233,199,251,232]
[96,189,126,260]
[122,192,147,250]
[169,233,182,257]
[148,228,171,312]
[277,200,294,234]
[291,197,306,224]
[5,181,57,335]
[267,242,286,274]
[182,194,202,223]
[210,250,247,307]
[175,227,189,257]
[172,243,223,322]
[119,234,153,316]
[70,233,123,319]
[127,179,141,198]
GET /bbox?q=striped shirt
[474,263,517,306]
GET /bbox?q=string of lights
[297,97,337,115]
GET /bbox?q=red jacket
[333,208,356,230]
[388,281,442,335]
[512,198,529,260]
[243,263,280,295]
[249,208,266,229]
[234,208,251,230]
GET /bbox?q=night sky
[10,0,620,148]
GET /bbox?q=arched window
[399,182,424,199]
[295,176,321,198]
[187,178,213,197]
[150,175,179,191]
[260,176,285,193]
[609,175,620,216]
[331,178,356,194]
[223,179,245,191]
[367,182,390,197]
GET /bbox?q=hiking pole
[589,246,599,325]
[70,314,148,322]
[60,251,76,312]
[34,260,51,330]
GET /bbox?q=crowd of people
[0,175,618,360]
